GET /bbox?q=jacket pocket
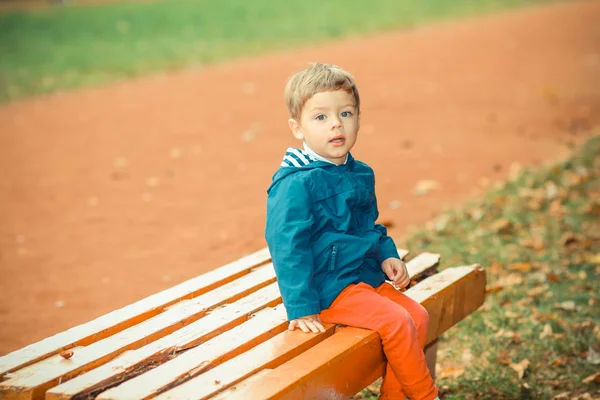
[328,244,338,271]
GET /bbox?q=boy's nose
[330,117,342,129]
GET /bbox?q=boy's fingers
[306,321,320,333]
[288,320,297,331]
[315,321,326,333]
[298,320,310,333]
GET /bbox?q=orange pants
[320,282,438,400]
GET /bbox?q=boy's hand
[289,314,326,333]
[382,257,410,289]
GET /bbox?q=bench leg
[425,338,438,381]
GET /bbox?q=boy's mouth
[329,136,345,145]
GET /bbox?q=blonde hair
[284,62,360,121]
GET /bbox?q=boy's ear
[288,118,304,140]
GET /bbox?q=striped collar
[280,145,348,167]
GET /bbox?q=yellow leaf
[585,253,600,265]
[582,371,600,384]
[413,180,441,196]
[508,262,532,272]
[439,367,464,379]
[539,324,553,340]
[509,359,530,379]
[527,286,545,297]
[491,218,513,234]
[555,301,576,311]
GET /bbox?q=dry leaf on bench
[59,349,74,359]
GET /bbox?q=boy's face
[288,89,359,165]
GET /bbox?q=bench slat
[96,306,289,400]
[404,252,440,281]
[45,283,281,400]
[0,248,271,377]
[217,265,486,400]
[210,369,273,400]
[153,325,337,400]
[0,265,276,400]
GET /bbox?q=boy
[265,62,439,400]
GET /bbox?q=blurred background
[0,0,598,397]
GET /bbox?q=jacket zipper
[329,244,338,271]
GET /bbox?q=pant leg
[320,282,438,400]
[375,282,433,399]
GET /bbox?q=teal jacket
[265,148,400,320]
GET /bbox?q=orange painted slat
[45,283,282,400]
[220,265,486,400]
[0,248,271,377]
[208,369,274,400]
[96,306,290,400]
[0,265,276,400]
[215,327,382,400]
[154,325,337,400]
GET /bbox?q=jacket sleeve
[265,176,321,320]
[371,191,400,264]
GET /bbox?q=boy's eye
[340,111,352,118]
[315,114,326,121]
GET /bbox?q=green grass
[356,134,600,399]
[0,0,559,101]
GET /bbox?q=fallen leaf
[509,358,530,379]
[539,324,553,339]
[468,208,484,221]
[550,356,569,367]
[545,181,559,200]
[59,350,74,359]
[413,180,441,196]
[491,218,513,234]
[582,371,600,384]
[527,286,546,297]
[553,393,569,399]
[549,200,565,217]
[586,345,600,365]
[508,262,532,272]
[560,232,579,247]
[439,367,464,379]
[555,301,576,312]
[586,253,600,264]
[546,273,561,282]
[495,273,523,287]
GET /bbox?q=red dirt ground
[0,1,598,354]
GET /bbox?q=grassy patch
[356,134,600,399]
[0,0,559,101]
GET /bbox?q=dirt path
[1,1,598,354]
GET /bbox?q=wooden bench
[0,246,486,400]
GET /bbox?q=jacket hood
[267,147,354,193]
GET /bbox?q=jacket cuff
[285,304,322,321]
[380,240,400,262]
